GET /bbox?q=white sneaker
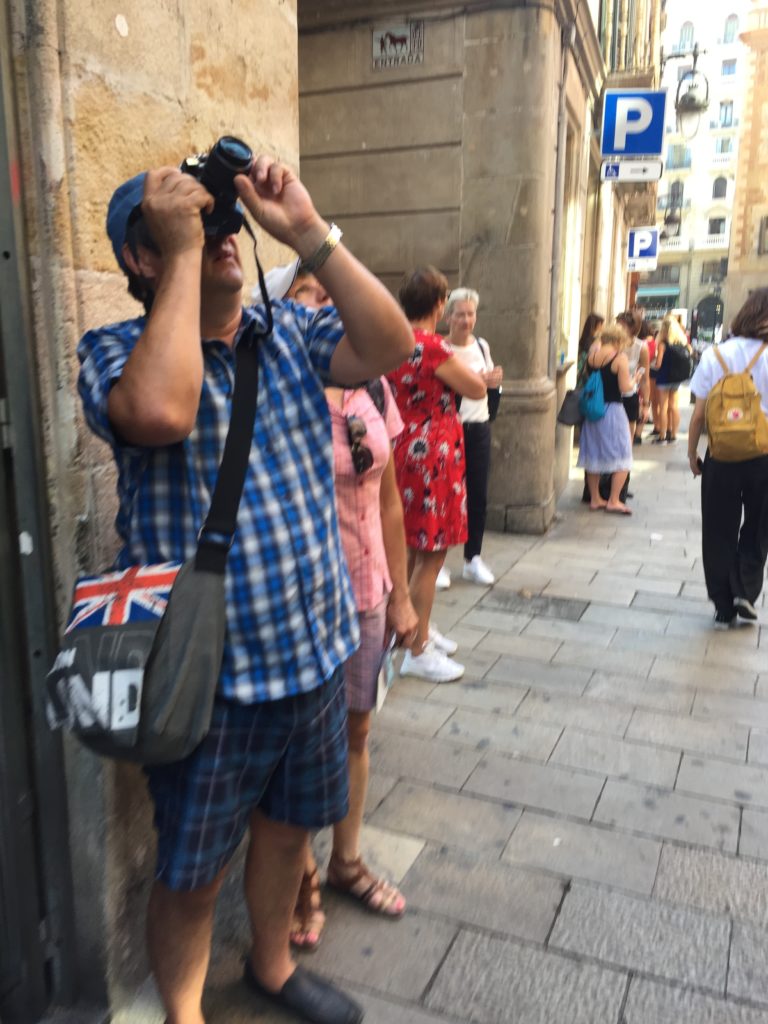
[400,643,464,682]
[436,567,451,590]
[429,624,458,656]
[462,556,495,586]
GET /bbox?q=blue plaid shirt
[77,302,359,704]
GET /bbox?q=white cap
[256,258,301,304]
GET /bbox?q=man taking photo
[77,147,413,1024]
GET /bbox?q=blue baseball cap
[106,172,147,273]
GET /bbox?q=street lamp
[661,42,710,139]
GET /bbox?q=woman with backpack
[577,321,634,514]
[653,314,692,444]
[688,289,768,630]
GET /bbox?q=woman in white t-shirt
[688,288,768,630]
[444,288,503,585]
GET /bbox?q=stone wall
[8,0,300,1006]
[299,0,604,532]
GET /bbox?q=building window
[667,144,692,169]
[759,216,768,255]
[709,217,726,235]
[670,180,685,206]
[680,21,694,49]
[724,14,739,44]
[720,102,734,127]
[722,59,736,76]
[701,259,728,283]
[713,177,728,199]
[716,136,734,154]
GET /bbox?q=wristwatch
[302,223,343,274]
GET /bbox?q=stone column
[460,8,560,532]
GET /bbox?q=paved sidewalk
[126,405,768,1023]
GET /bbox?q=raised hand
[234,156,326,256]
[141,168,214,257]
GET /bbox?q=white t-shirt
[449,337,494,423]
[690,337,768,414]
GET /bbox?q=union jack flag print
[65,562,182,634]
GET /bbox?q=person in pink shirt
[265,261,419,950]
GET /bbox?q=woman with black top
[577,321,633,514]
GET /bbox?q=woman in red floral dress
[388,266,487,683]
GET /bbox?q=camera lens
[215,137,253,170]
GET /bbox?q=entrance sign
[601,90,667,157]
[601,159,663,182]
[373,22,424,69]
[627,226,659,272]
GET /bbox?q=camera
[181,136,253,238]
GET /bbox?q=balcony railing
[712,153,734,166]
[667,158,692,170]
[657,196,692,211]
[660,236,686,250]
[702,234,728,248]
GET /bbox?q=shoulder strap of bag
[195,244,277,574]
[713,346,730,375]
[195,318,263,574]
[475,337,490,369]
[746,342,768,374]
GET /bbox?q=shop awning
[636,285,681,297]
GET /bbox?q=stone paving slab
[750,731,768,765]
[550,881,730,990]
[676,755,768,809]
[742,809,768,860]
[370,781,522,853]
[425,678,529,716]
[729,920,768,1004]
[464,753,604,819]
[485,656,592,695]
[649,658,757,696]
[654,844,768,928]
[585,671,696,714]
[594,779,741,852]
[553,640,654,677]
[550,729,680,787]
[502,810,661,894]
[624,977,768,1024]
[377,695,456,737]
[520,615,615,647]
[580,602,670,633]
[403,844,563,941]
[478,588,588,621]
[306,902,458,1001]
[694,693,768,730]
[437,708,562,759]
[425,929,627,1024]
[369,728,483,788]
[626,710,749,760]
[458,608,535,634]
[515,690,632,737]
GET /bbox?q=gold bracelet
[302,223,343,274]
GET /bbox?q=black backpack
[664,342,693,384]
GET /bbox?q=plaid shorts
[144,669,349,891]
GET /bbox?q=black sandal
[243,960,363,1024]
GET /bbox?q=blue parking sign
[602,90,667,157]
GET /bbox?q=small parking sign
[601,90,667,157]
[627,227,659,272]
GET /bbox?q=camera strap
[242,218,274,336]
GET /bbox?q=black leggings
[463,421,491,561]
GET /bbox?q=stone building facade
[298,0,659,532]
[724,0,768,321]
[0,1,299,1019]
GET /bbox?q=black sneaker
[633,436,643,446]
[652,437,667,445]
[734,596,758,621]
[666,434,677,444]
[713,610,735,630]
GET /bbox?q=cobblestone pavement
[125,407,768,1023]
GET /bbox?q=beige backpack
[705,343,768,461]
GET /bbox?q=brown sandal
[326,853,406,917]
[289,867,326,951]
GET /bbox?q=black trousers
[701,453,768,613]
[463,421,491,561]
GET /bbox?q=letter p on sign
[614,98,653,150]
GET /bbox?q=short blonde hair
[446,288,480,317]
